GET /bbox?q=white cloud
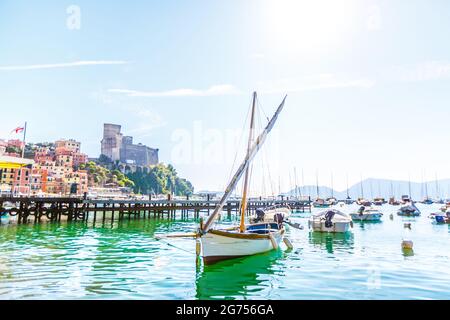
[389,61,450,82]
[0,60,129,71]
[108,84,240,97]
[259,74,375,94]
[123,106,167,137]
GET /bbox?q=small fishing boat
[308,209,353,233]
[373,198,385,206]
[356,198,372,206]
[397,203,421,217]
[326,197,337,206]
[421,198,433,205]
[313,198,331,208]
[197,92,290,264]
[435,212,450,224]
[344,197,354,205]
[388,197,401,206]
[350,206,383,221]
[401,195,411,204]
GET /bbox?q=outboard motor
[274,212,284,224]
[358,206,365,216]
[324,210,336,228]
[255,209,265,222]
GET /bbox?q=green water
[0,203,449,300]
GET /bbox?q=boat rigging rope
[156,238,196,255]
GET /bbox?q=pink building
[0,140,6,156]
[8,139,25,149]
[12,167,31,195]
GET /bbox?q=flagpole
[21,122,27,158]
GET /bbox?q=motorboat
[435,212,450,224]
[308,209,353,233]
[373,198,385,206]
[326,197,338,206]
[401,195,412,204]
[350,206,383,222]
[397,203,421,217]
[312,198,331,208]
[388,197,401,205]
[250,205,291,224]
[356,198,372,206]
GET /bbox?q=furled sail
[201,95,287,234]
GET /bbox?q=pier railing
[0,196,311,224]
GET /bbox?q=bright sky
[1,0,450,193]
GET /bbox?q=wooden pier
[0,196,311,225]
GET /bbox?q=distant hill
[288,178,450,200]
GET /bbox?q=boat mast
[239,92,257,233]
[390,181,394,198]
[435,173,440,200]
[360,174,364,199]
[408,175,412,200]
[316,170,320,199]
[346,173,350,199]
[201,95,287,234]
[330,172,334,199]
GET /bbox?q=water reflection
[308,232,354,254]
[195,250,285,300]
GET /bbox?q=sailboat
[344,174,353,205]
[421,175,433,204]
[198,92,289,265]
[313,171,331,208]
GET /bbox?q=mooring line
[156,238,196,255]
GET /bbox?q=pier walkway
[0,196,312,224]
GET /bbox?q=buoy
[402,240,414,250]
[283,237,293,250]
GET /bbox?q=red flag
[11,127,24,134]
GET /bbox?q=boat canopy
[0,156,34,169]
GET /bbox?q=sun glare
[263,0,359,54]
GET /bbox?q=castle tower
[101,124,123,161]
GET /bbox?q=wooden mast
[239,92,257,233]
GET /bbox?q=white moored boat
[200,222,285,264]
[309,209,353,233]
[197,92,289,264]
[350,206,383,221]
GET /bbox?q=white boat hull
[309,220,351,233]
[200,228,284,264]
[350,213,382,221]
[309,209,353,233]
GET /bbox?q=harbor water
[0,203,449,300]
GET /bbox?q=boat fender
[404,223,411,229]
[195,240,201,257]
[402,240,413,250]
[350,221,354,228]
[269,234,278,250]
[283,237,293,250]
